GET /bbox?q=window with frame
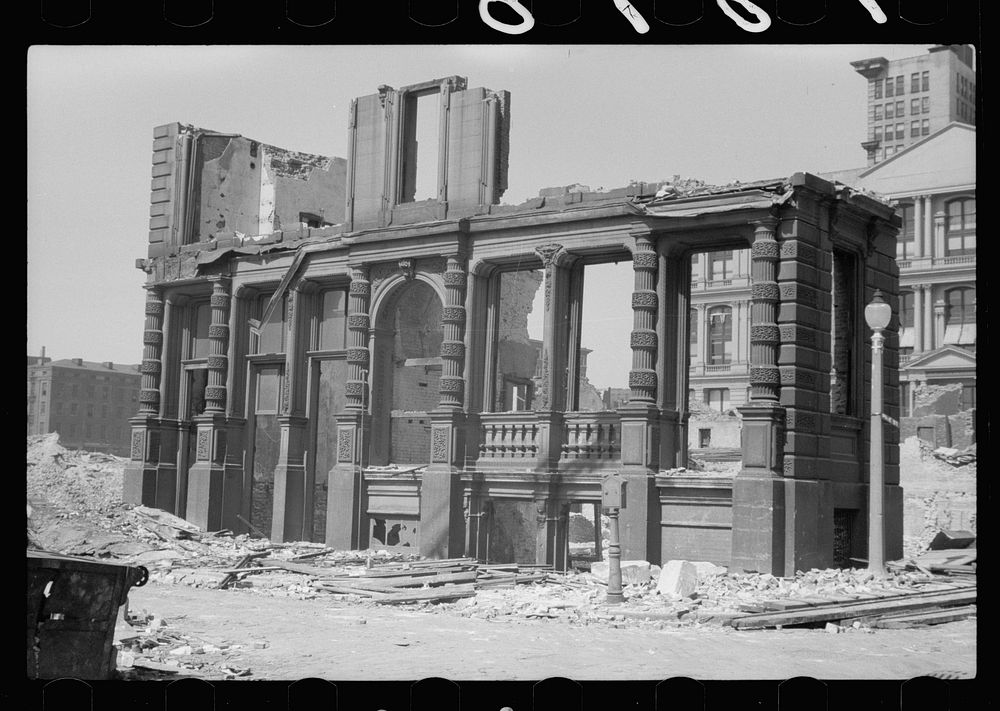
[572,260,633,411]
[872,80,882,99]
[492,267,544,411]
[921,119,929,136]
[707,306,732,365]
[921,71,929,91]
[689,308,698,348]
[884,78,894,97]
[252,292,287,355]
[896,204,915,259]
[895,100,904,117]
[922,96,930,113]
[710,251,735,281]
[945,287,975,325]
[883,126,893,142]
[945,198,975,256]
[895,123,904,140]
[910,120,920,138]
[911,73,920,93]
[895,76,904,95]
[704,388,730,413]
[315,288,348,351]
[900,291,914,328]
[885,102,894,119]
[874,105,883,120]
[910,98,920,116]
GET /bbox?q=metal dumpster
[27,550,148,680]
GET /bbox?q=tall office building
[851,44,976,166]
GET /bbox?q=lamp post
[864,289,892,575]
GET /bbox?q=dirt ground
[122,579,976,682]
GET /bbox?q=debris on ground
[26,432,978,681]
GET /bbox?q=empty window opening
[574,261,633,411]
[830,249,859,416]
[833,509,857,568]
[698,428,712,448]
[400,91,441,203]
[493,269,544,412]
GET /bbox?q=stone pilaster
[271,279,315,542]
[438,254,467,410]
[533,497,569,570]
[186,278,236,532]
[327,266,373,550]
[124,287,170,509]
[627,234,659,404]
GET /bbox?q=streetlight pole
[864,290,892,576]
[605,506,624,604]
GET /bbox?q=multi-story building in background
[27,354,141,455]
[687,44,976,450]
[851,44,976,166]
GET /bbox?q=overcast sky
[27,44,930,377]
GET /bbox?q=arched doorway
[369,279,444,467]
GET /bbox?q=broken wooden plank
[260,559,342,578]
[215,551,270,590]
[761,599,812,612]
[290,548,335,561]
[372,583,477,604]
[327,570,478,589]
[312,583,388,598]
[873,605,976,629]
[731,588,977,630]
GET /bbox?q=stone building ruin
[125,76,903,576]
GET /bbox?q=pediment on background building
[855,123,976,196]
[903,344,977,373]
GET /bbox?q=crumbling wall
[901,382,975,448]
[899,436,976,544]
[196,135,262,241]
[268,150,346,231]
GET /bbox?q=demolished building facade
[125,76,903,576]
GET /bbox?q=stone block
[656,560,698,598]
[591,560,652,586]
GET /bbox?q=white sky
[27,44,931,378]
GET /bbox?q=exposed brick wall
[899,437,976,543]
[390,415,431,464]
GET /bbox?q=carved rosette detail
[196,430,211,461]
[751,283,781,301]
[204,386,227,402]
[206,354,228,369]
[439,377,465,393]
[208,324,228,339]
[443,271,466,287]
[628,370,657,388]
[144,300,164,315]
[439,341,465,358]
[143,330,163,345]
[751,240,780,258]
[210,294,230,308]
[346,347,370,365]
[441,306,466,324]
[750,325,781,343]
[347,314,370,330]
[337,429,354,462]
[631,291,658,309]
[632,252,657,270]
[141,360,162,374]
[130,431,144,461]
[139,390,160,404]
[630,330,657,349]
[431,428,449,463]
[749,366,781,384]
[349,280,371,295]
[345,382,365,398]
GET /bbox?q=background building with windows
[27,354,141,455]
[686,45,976,452]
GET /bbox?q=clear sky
[27,43,930,372]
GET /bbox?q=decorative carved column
[529,243,569,469]
[733,216,788,575]
[620,232,664,566]
[271,278,314,542]
[124,286,167,508]
[747,218,781,402]
[327,265,373,550]
[186,277,234,532]
[627,234,659,404]
[423,252,471,560]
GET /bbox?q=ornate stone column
[619,232,663,565]
[186,277,234,532]
[934,298,946,348]
[327,265,373,550]
[124,286,167,508]
[732,216,788,574]
[912,284,924,354]
[271,278,315,542]
[912,195,923,259]
[422,252,470,559]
